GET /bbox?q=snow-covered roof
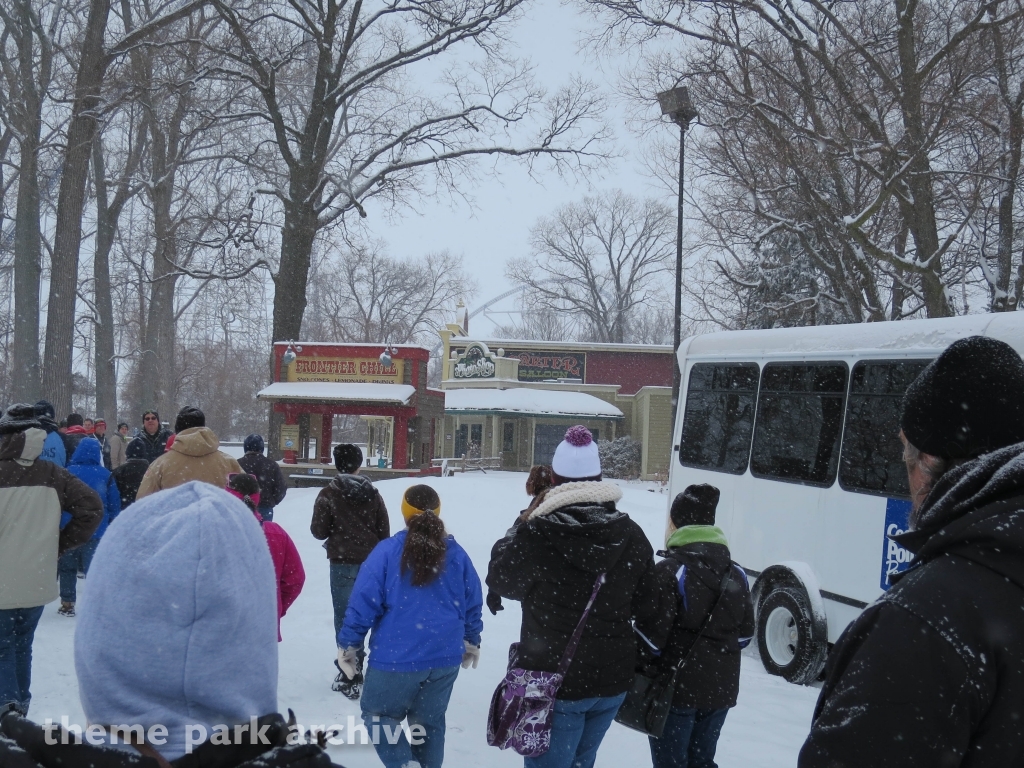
[257,382,417,404]
[682,312,1024,362]
[444,388,623,418]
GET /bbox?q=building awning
[257,382,417,405]
[444,388,623,419]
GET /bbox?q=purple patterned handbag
[486,573,606,757]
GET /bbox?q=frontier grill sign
[289,357,404,384]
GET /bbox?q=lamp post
[657,86,698,436]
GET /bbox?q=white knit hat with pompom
[551,425,601,479]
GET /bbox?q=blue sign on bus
[881,498,914,590]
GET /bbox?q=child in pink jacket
[227,473,305,640]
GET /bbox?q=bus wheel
[756,585,826,685]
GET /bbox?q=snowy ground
[28,471,819,767]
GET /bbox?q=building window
[533,424,566,466]
[503,422,515,452]
[751,363,848,486]
[678,363,759,475]
[839,359,931,498]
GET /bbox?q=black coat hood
[531,503,629,574]
[896,442,1024,587]
[329,473,378,505]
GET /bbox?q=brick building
[438,318,674,479]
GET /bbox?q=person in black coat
[128,410,171,464]
[800,336,1024,768]
[647,484,754,768]
[112,439,150,509]
[237,434,288,521]
[487,425,674,768]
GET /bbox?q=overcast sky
[364,0,670,335]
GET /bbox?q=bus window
[839,359,931,498]
[678,362,759,475]
[751,362,847,486]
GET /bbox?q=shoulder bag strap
[556,572,606,677]
[671,563,737,673]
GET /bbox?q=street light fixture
[379,344,400,367]
[657,85,698,437]
[279,341,301,381]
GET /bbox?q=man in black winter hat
[801,336,1024,768]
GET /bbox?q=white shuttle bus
[666,312,1024,684]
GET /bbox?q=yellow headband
[402,497,441,521]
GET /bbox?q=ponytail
[401,512,447,586]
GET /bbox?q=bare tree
[584,0,1024,325]
[211,0,609,351]
[0,0,62,401]
[508,190,674,343]
[41,0,204,414]
[304,241,472,344]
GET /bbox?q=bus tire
[756,585,826,685]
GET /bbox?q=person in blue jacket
[32,400,65,467]
[57,437,121,616]
[337,484,483,768]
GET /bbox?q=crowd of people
[1,334,1023,768]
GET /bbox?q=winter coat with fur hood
[0,428,102,609]
[487,480,675,700]
[801,442,1024,768]
[135,427,242,500]
[310,474,390,564]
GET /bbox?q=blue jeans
[360,665,460,768]
[649,707,729,768]
[524,693,626,768]
[58,539,99,603]
[330,562,361,646]
[258,505,274,522]
[0,606,45,715]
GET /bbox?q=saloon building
[437,313,674,479]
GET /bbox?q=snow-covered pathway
[28,471,818,767]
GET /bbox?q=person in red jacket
[226,473,304,641]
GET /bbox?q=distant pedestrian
[486,464,554,616]
[487,425,674,768]
[61,414,89,462]
[57,438,121,617]
[83,418,94,434]
[127,409,171,464]
[136,407,242,499]
[338,484,483,768]
[0,405,102,717]
[31,401,65,468]
[311,443,390,698]
[226,473,305,641]
[800,337,1024,767]
[94,418,124,469]
[112,439,149,509]
[238,434,288,521]
[647,484,754,768]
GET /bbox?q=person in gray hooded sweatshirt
[0,480,345,768]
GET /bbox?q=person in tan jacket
[136,407,241,499]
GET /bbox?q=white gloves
[337,646,360,679]
[461,640,480,669]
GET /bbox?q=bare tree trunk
[895,0,950,318]
[7,0,52,403]
[41,0,110,415]
[12,105,42,403]
[138,124,179,416]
